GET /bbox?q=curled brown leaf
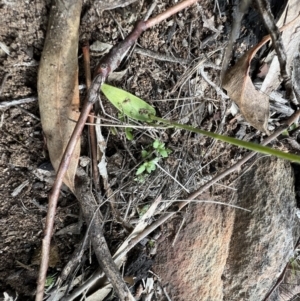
[37,1,82,191]
[222,35,271,134]
[222,14,300,134]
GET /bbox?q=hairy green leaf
[101,83,156,121]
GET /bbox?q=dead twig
[292,43,300,103]
[0,96,37,109]
[220,0,251,82]
[83,42,100,191]
[0,73,9,96]
[255,0,294,101]
[135,47,190,64]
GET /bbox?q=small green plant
[45,273,57,289]
[137,204,151,218]
[153,140,171,158]
[135,140,171,179]
[148,239,156,248]
[101,83,300,163]
[136,158,159,175]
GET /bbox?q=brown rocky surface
[154,202,235,300]
[154,157,300,301]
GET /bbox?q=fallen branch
[75,175,135,301]
[37,0,199,299]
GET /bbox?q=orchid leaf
[101,83,156,122]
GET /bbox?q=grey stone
[223,157,299,301]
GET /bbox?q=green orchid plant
[100,83,300,164]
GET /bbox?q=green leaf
[101,83,156,122]
[152,115,300,164]
[101,84,300,164]
[141,150,149,158]
[136,164,146,175]
[160,149,168,158]
[153,140,160,149]
[125,127,134,140]
[146,163,156,173]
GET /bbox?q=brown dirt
[0,0,298,300]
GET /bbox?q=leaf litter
[2,0,300,300]
[222,14,300,134]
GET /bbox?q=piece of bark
[223,156,299,301]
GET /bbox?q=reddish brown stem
[36,100,94,301]
[83,43,100,191]
[88,112,100,190]
[94,0,198,77]
[145,0,197,29]
[82,42,92,88]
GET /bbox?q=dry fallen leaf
[37,0,81,191]
[222,14,300,133]
[222,36,271,133]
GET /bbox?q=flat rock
[223,157,298,300]
[153,157,300,301]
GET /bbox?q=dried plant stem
[220,0,251,82]
[145,0,197,28]
[36,99,94,301]
[38,0,199,299]
[0,72,9,95]
[0,96,37,109]
[83,43,100,191]
[255,0,293,100]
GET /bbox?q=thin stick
[155,162,190,193]
[145,0,197,29]
[75,175,135,301]
[0,96,37,109]
[0,73,9,95]
[134,47,190,64]
[83,42,100,191]
[36,99,95,301]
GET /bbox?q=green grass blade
[152,116,300,163]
